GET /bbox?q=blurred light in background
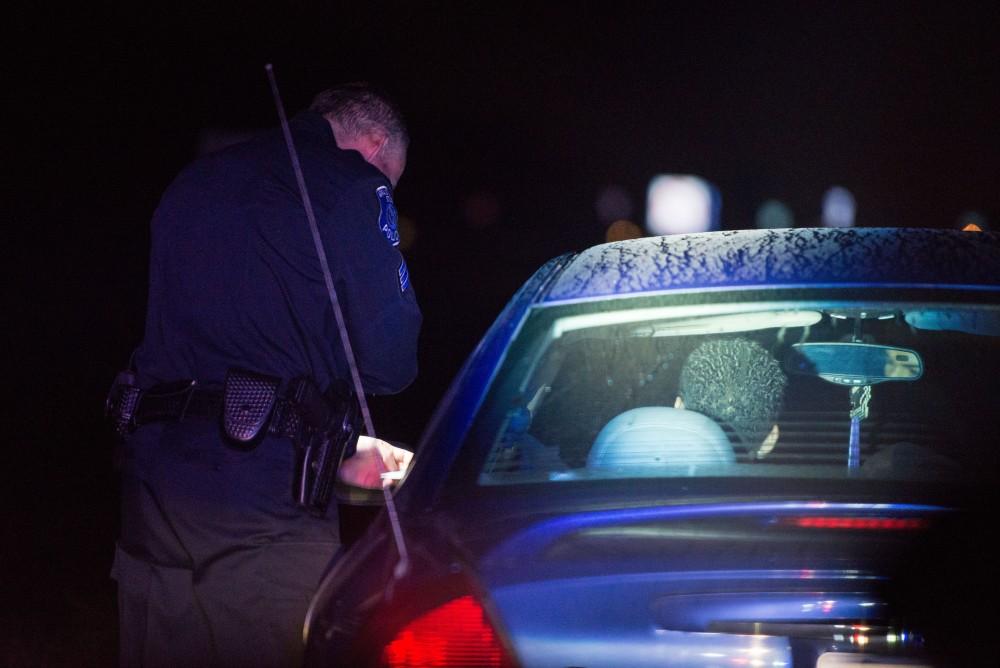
[397,214,417,251]
[594,184,634,224]
[462,190,501,230]
[956,210,989,232]
[196,128,259,156]
[755,199,795,229]
[605,219,643,242]
[645,175,720,235]
[821,186,856,228]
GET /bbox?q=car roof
[543,227,1000,304]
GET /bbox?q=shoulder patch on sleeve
[376,185,400,247]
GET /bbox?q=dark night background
[7,1,1000,664]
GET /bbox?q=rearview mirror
[785,343,923,386]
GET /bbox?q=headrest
[587,406,735,468]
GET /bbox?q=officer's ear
[329,118,387,160]
[366,132,406,187]
[361,131,390,163]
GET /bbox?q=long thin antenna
[265,64,410,580]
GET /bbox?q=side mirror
[785,343,923,386]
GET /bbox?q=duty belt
[128,381,302,439]
[107,368,360,515]
[107,369,309,441]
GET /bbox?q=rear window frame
[437,286,1000,504]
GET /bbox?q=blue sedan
[305,227,1000,667]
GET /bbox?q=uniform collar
[289,110,336,144]
[288,110,386,181]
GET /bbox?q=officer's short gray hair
[679,338,786,450]
[310,82,409,157]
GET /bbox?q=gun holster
[289,378,361,516]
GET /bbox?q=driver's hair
[310,82,409,160]
[679,338,786,451]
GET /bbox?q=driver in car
[675,338,787,459]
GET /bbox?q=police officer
[111,83,421,667]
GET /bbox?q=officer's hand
[337,436,414,489]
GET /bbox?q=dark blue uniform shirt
[135,111,421,394]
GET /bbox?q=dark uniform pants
[111,421,341,667]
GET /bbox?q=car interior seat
[587,406,735,468]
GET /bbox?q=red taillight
[380,595,512,668]
[788,516,928,530]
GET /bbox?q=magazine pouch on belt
[222,368,281,446]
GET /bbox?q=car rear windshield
[473,290,1000,486]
